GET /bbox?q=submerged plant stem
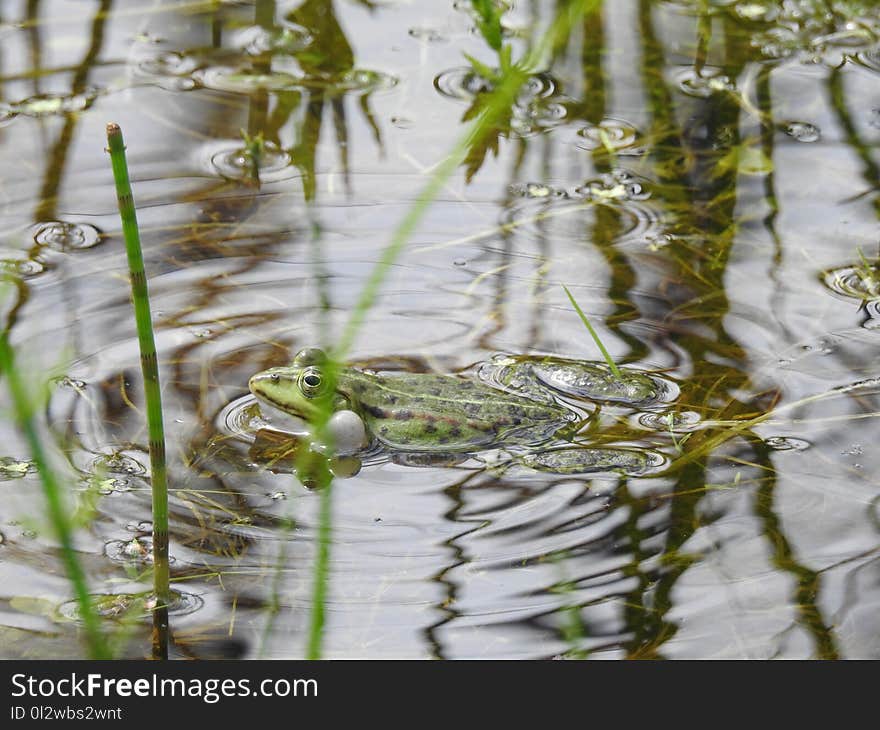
[105,122,170,659]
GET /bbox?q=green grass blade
[105,123,170,658]
[563,284,621,378]
[0,333,110,659]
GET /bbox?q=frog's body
[248,348,669,455]
[249,350,575,452]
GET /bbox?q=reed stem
[105,122,170,659]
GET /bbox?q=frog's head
[249,347,349,423]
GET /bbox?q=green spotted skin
[249,355,574,452]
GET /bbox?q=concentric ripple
[498,190,663,248]
[434,67,569,135]
[638,409,702,432]
[195,66,302,93]
[434,66,500,100]
[297,69,397,94]
[674,67,735,98]
[58,589,203,621]
[0,89,100,120]
[234,22,312,55]
[206,140,295,184]
[576,117,645,155]
[104,536,159,566]
[133,51,200,91]
[822,264,880,302]
[216,393,278,442]
[32,221,102,251]
[0,258,45,278]
[572,170,651,202]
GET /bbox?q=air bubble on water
[32,221,101,251]
[104,536,161,565]
[0,258,45,277]
[236,23,312,55]
[675,68,735,98]
[53,375,86,390]
[206,139,297,184]
[765,436,811,451]
[783,121,820,142]
[91,453,147,476]
[572,170,651,202]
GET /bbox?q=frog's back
[341,371,571,452]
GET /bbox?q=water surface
[1,0,879,659]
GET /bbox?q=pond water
[1,0,879,659]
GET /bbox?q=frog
[248,347,581,453]
[248,348,672,459]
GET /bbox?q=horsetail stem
[0,334,110,659]
[105,123,170,659]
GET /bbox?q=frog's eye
[294,348,327,367]
[299,367,326,397]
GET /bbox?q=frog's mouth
[252,395,310,434]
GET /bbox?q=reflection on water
[0,0,879,658]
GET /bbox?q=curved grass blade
[562,284,621,378]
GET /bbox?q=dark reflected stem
[751,441,839,658]
[828,67,880,223]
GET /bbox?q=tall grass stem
[105,122,170,659]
